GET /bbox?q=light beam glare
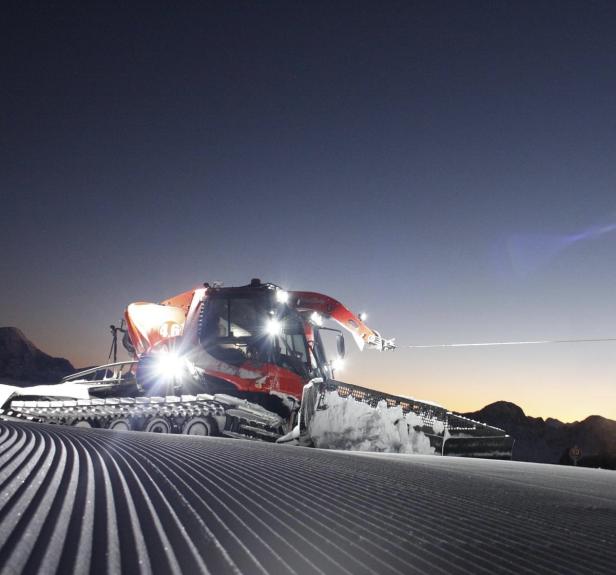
[506,220,616,277]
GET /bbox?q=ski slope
[0,420,615,574]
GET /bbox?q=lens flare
[506,221,616,277]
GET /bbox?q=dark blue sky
[2,1,616,420]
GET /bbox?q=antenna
[108,319,127,363]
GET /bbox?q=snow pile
[0,381,93,409]
[308,392,437,455]
[277,424,300,444]
[0,384,19,409]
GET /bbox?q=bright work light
[331,357,345,372]
[155,350,185,380]
[275,290,289,304]
[310,311,323,326]
[265,318,283,336]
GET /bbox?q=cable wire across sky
[405,338,616,349]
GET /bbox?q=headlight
[275,289,289,303]
[265,318,283,336]
[310,311,323,326]
[155,351,185,379]
[331,357,345,372]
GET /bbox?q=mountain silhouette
[0,327,74,384]
[464,401,616,468]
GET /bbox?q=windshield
[199,293,311,377]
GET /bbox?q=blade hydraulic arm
[289,291,395,351]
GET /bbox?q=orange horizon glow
[345,344,616,424]
[357,374,616,424]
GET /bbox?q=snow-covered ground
[0,381,92,409]
[1,419,614,574]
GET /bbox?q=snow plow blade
[440,412,515,458]
[299,379,513,459]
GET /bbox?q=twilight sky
[2,1,616,421]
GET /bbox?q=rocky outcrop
[0,327,74,384]
[464,401,616,468]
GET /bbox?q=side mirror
[336,333,346,358]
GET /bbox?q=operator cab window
[200,297,264,364]
[200,294,311,376]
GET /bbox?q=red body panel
[202,362,305,400]
[124,302,186,356]
[290,291,379,350]
[160,289,195,315]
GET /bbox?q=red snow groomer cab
[124,279,393,420]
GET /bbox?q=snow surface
[308,391,436,454]
[2,419,615,575]
[0,381,93,408]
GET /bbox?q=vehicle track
[0,420,615,574]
